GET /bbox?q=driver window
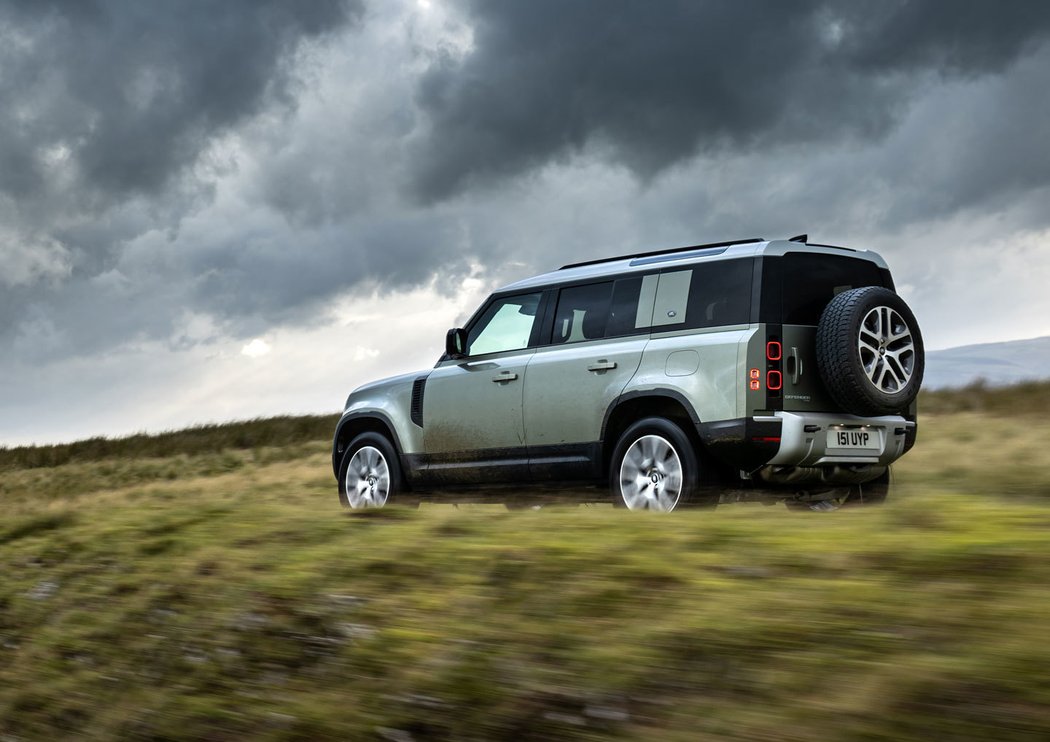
[466,293,542,356]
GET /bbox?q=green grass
[3,385,1050,739]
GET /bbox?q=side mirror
[445,327,467,358]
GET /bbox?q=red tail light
[764,332,783,402]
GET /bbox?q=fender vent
[410,375,428,428]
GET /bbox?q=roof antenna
[788,234,808,243]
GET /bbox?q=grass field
[3,384,1050,740]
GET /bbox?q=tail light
[766,335,782,398]
[748,335,785,397]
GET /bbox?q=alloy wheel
[345,445,390,508]
[618,434,684,511]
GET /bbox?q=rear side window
[684,259,753,329]
[763,253,887,325]
[548,259,755,344]
[652,270,692,327]
[650,259,754,332]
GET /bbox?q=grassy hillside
[0,414,339,472]
[2,385,1050,740]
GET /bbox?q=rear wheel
[338,432,410,508]
[610,418,717,512]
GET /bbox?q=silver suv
[333,236,922,511]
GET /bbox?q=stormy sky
[2,0,1050,444]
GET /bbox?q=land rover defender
[333,236,922,511]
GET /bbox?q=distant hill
[925,336,1050,389]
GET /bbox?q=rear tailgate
[758,249,893,414]
[779,325,838,412]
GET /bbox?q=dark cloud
[3,0,1050,371]
[834,0,1050,74]
[4,1,1050,443]
[0,0,360,204]
[186,213,474,325]
[0,0,362,355]
[411,0,1050,200]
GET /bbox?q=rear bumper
[699,411,915,473]
[761,411,914,468]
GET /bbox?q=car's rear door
[523,277,653,479]
[764,252,891,413]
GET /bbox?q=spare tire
[816,286,924,415]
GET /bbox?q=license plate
[826,428,880,450]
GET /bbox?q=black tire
[337,432,412,509]
[816,286,924,416]
[609,417,717,511]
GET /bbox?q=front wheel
[610,418,716,512]
[338,432,408,509]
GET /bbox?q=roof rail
[559,237,765,270]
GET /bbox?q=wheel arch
[600,390,703,475]
[332,412,405,480]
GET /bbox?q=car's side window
[551,275,660,343]
[607,275,656,337]
[466,292,543,356]
[652,270,692,327]
[683,259,754,329]
[647,260,755,332]
[552,282,614,344]
[543,260,755,346]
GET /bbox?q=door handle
[492,371,519,383]
[587,360,618,372]
[790,346,803,384]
